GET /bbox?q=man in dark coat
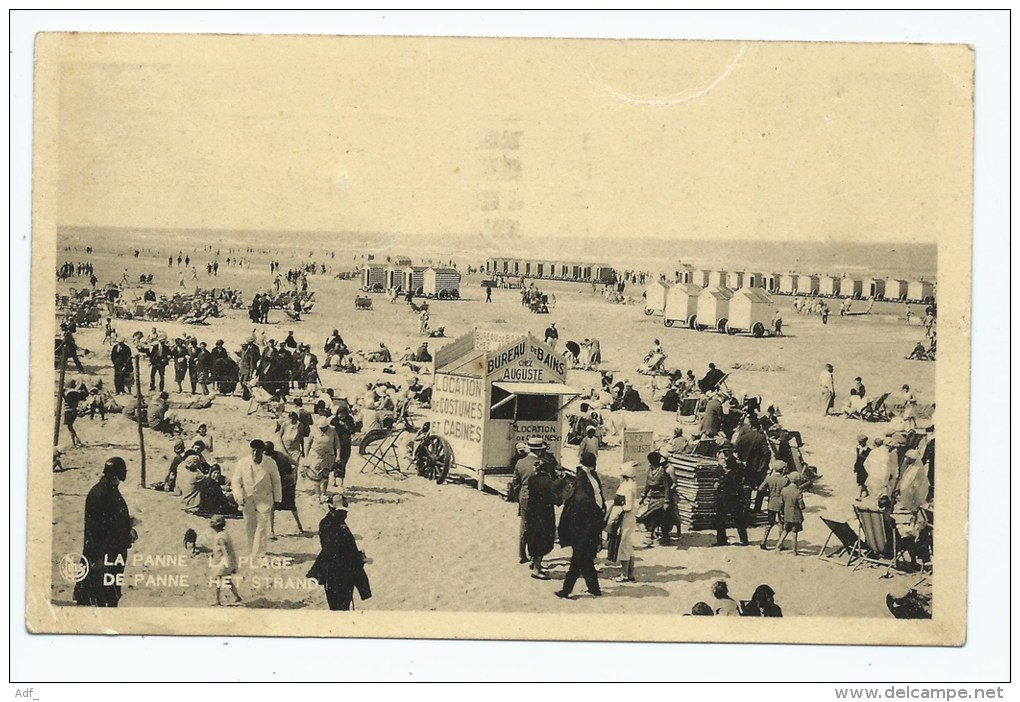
[146,335,171,391]
[735,419,772,509]
[701,392,726,437]
[73,457,135,607]
[555,452,606,599]
[110,338,134,394]
[306,496,370,611]
[698,362,725,393]
[713,450,749,546]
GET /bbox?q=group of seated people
[687,581,784,617]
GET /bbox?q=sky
[46,34,973,244]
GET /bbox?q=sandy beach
[43,241,938,620]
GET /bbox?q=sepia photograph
[21,20,986,657]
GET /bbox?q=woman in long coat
[307,496,370,611]
[73,457,135,608]
[525,462,560,580]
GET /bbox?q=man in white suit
[232,439,283,559]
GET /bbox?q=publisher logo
[59,553,89,583]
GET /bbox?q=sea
[58,226,938,281]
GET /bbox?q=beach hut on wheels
[675,264,696,284]
[384,267,403,290]
[765,273,781,293]
[391,256,412,267]
[795,274,820,296]
[725,287,778,337]
[401,266,429,294]
[693,269,711,287]
[777,274,797,295]
[907,279,935,303]
[886,278,909,301]
[424,267,462,299]
[696,285,735,332]
[644,280,673,316]
[361,264,386,292]
[417,330,579,491]
[867,278,886,299]
[662,283,704,329]
[818,275,841,297]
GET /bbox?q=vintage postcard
[27,33,973,644]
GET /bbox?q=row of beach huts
[360,256,462,298]
[662,266,936,303]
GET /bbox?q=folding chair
[860,392,892,422]
[818,516,860,566]
[852,505,903,577]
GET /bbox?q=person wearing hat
[61,379,89,448]
[162,438,188,493]
[307,494,371,611]
[757,460,790,550]
[607,461,639,582]
[170,337,190,393]
[110,335,134,394]
[866,435,901,502]
[305,415,341,501]
[146,333,171,392]
[209,514,243,606]
[854,434,872,499]
[712,450,749,547]
[264,441,304,538]
[231,439,283,559]
[555,452,605,599]
[73,457,136,607]
[525,458,561,580]
[507,438,548,564]
[701,390,726,437]
[543,322,559,351]
[774,472,806,555]
[576,425,600,465]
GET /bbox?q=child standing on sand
[209,515,243,606]
[774,473,806,556]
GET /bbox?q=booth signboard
[473,328,521,353]
[622,430,655,465]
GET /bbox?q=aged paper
[27,33,972,643]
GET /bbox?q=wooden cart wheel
[663,318,674,328]
[358,428,390,455]
[416,435,453,484]
[687,314,698,329]
[752,322,766,338]
[644,308,653,316]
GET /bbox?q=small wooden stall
[818,275,842,297]
[423,267,462,299]
[643,279,673,316]
[907,279,935,303]
[795,274,820,295]
[662,283,704,329]
[696,285,735,332]
[361,264,386,292]
[725,287,778,337]
[420,330,578,490]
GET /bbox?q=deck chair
[860,392,892,422]
[677,396,704,422]
[818,517,860,566]
[852,505,903,577]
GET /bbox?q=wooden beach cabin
[867,278,887,299]
[707,270,729,288]
[644,280,673,316]
[795,274,820,295]
[726,271,746,290]
[402,266,429,294]
[423,267,462,298]
[907,279,935,303]
[361,264,386,291]
[662,283,704,329]
[745,272,766,289]
[777,274,797,295]
[725,287,778,337]
[696,285,735,332]
[818,275,842,297]
[886,278,909,301]
[840,277,864,299]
